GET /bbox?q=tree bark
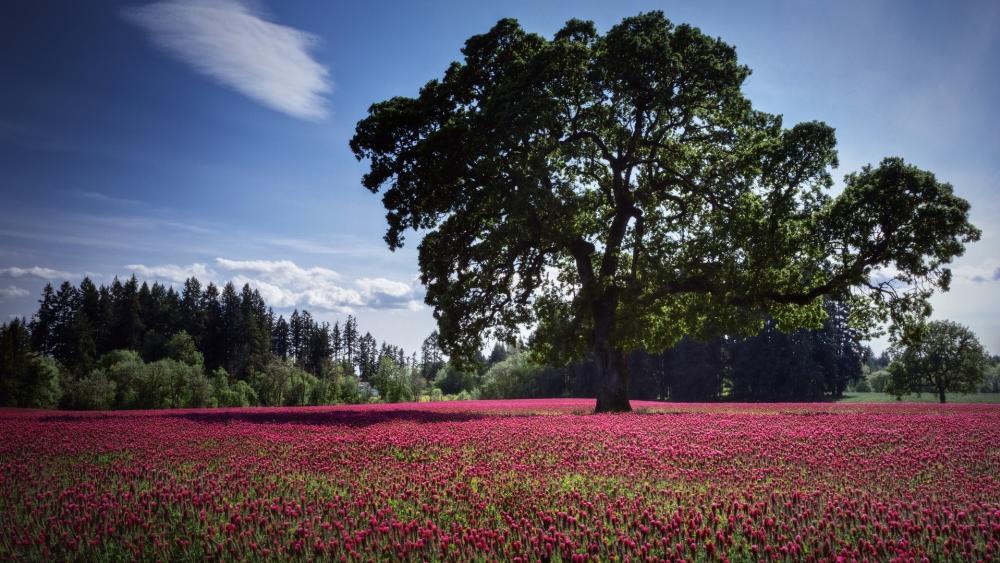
[594,341,631,413]
[938,388,947,404]
[591,292,632,413]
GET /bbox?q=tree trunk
[594,341,631,413]
[939,388,947,404]
[591,293,631,413]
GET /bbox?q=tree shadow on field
[162,408,501,428]
[39,408,502,428]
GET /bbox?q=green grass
[837,391,1000,403]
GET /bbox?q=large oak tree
[350,13,979,412]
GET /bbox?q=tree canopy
[351,12,979,411]
[887,320,989,403]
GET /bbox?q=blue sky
[1,0,998,354]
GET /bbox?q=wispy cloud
[267,238,379,256]
[83,214,218,235]
[123,0,331,120]
[76,190,143,206]
[972,268,1000,283]
[952,259,1000,284]
[0,286,30,299]
[0,266,76,280]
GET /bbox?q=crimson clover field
[2,399,998,561]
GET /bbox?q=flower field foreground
[2,400,998,561]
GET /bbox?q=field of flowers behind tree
[2,399,998,561]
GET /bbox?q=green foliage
[372,356,414,403]
[433,363,480,396]
[868,369,891,393]
[849,376,871,393]
[14,271,420,409]
[93,349,145,407]
[980,362,1000,393]
[887,320,989,402]
[210,368,256,407]
[479,349,544,399]
[350,12,978,409]
[63,371,116,410]
[249,358,320,407]
[1,318,62,408]
[164,331,203,368]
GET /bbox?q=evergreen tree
[30,283,57,356]
[240,285,270,375]
[420,331,444,381]
[1,318,62,408]
[200,283,224,372]
[271,314,290,360]
[289,310,303,361]
[109,276,144,352]
[180,278,205,344]
[95,284,113,356]
[303,322,332,375]
[76,277,101,369]
[487,342,509,366]
[220,283,245,378]
[330,321,342,362]
[50,281,83,368]
[342,315,358,368]
[357,331,372,380]
[665,339,725,401]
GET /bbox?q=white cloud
[356,277,424,310]
[0,266,76,280]
[124,0,330,120]
[126,262,212,283]
[114,258,420,312]
[0,286,29,299]
[218,258,360,312]
[229,275,300,308]
[951,258,1000,284]
[357,277,411,297]
[216,258,342,282]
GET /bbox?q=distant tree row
[470,300,867,402]
[25,276,412,380]
[0,277,423,409]
[3,278,992,408]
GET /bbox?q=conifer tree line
[0,276,420,409]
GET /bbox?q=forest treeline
[3,277,998,409]
[0,277,428,409]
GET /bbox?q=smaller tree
[887,320,988,403]
[164,331,203,368]
[980,360,1000,393]
[372,356,414,403]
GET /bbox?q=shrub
[868,369,891,393]
[479,351,543,399]
[63,372,116,410]
[372,357,414,403]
